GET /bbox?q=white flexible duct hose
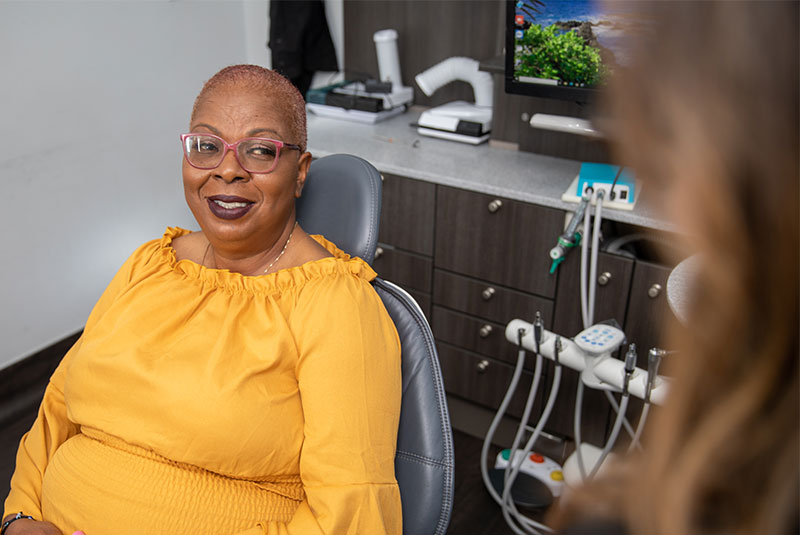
[414,57,493,107]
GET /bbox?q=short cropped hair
[191,64,307,152]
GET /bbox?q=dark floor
[1,409,540,534]
[449,430,528,535]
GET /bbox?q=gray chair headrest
[296,154,382,264]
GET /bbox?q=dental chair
[297,154,454,535]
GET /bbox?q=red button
[529,454,544,463]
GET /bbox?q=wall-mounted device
[414,57,493,144]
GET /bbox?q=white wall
[0,1,276,368]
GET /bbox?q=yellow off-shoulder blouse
[4,228,403,534]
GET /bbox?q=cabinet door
[379,173,435,256]
[552,251,635,337]
[437,343,544,421]
[624,260,675,368]
[372,245,432,294]
[435,186,564,298]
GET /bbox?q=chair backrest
[297,154,454,535]
[296,154,382,265]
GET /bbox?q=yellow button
[550,470,564,481]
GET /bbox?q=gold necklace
[200,221,299,274]
[264,221,298,273]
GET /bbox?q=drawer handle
[476,359,490,373]
[648,283,662,299]
[481,287,496,301]
[374,246,384,260]
[598,271,612,286]
[479,324,493,338]
[487,199,503,213]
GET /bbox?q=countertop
[307,106,674,232]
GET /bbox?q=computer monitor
[505,0,643,103]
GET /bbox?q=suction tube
[414,57,493,107]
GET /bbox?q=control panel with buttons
[494,449,565,498]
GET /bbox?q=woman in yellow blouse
[3,65,403,535]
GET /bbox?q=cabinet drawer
[433,269,554,326]
[373,245,432,294]
[437,342,543,420]
[379,173,435,256]
[435,186,564,297]
[433,306,536,371]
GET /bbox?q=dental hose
[627,403,650,454]
[588,191,604,326]
[588,344,637,480]
[603,390,642,450]
[588,392,630,480]
[573,381,587,480]
[627,349,666,453]
[505,320,545,489]
[575,190,605,480]
[579,193,592,329]
[480,328,553,534]
[502,341,563,534]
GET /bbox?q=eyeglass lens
[184,135,279,173]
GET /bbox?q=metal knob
[479,324,493,338]
[487,199,503,213]
[481,287,496,301]
[521,112,531,122]
[598,271,612,286]
[648,283,662,299]
[374,246,384,260]
[476,359,490,373]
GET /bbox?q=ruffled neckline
[157,227,377,294]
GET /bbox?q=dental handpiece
[623,344,637,394]
[549,196,590,261]
[533,311,543,353]
[645,348,663,403]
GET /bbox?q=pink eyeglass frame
[180,132,302,174]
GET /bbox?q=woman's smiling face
[182,84,311,255]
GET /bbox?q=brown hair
[551,2,799,533]
[191,64,308,152]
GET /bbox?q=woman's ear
[295,152,312,198]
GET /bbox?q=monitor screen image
[506,0,646,102]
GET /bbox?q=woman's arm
[3,343,80,521]
[3,239,155,525]
[267,276,403,535]
[1,515,61,535]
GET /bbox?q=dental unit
[481,187,672,534]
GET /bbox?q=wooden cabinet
[378,173,436,256]
[373,174,435,320]
[437,343,544,421]
[435,187,564,298]
[376,175,675,448]
[623,260,675,367]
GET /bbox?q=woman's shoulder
[170,229,207,264]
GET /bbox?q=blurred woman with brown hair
[550,1,798,533]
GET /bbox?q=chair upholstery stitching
[396,450,449,469]
[373,278,454,535]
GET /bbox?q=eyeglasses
[180,133,302,174]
